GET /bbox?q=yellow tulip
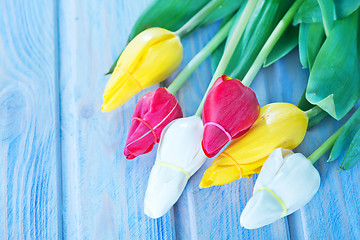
[102,28,183,112]
[199,103,308,188]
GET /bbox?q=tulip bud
[124,87,183,159]
[202,75,260,157]
[144,116,207,218]
[199,103,308,188]
[240,148,320,229]
[102,28,183,112]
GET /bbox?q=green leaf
[129,0,208,40]
[201,0,245,26]
[336,0,360,19]
[130,0,244,39]
[293,0,360,24]
[298,22,325,70]
[317,0,335,35]
[298,88,315,110]
[211,0,294,79]
[298,23,309,68]
[306,23,325,69]
[263,25,299,67]
[294,0,322,25]
[298,88,329,128]
[329,107,360,161]
[340,128,360,170]
[305,10,360,120]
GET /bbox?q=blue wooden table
[1,0,360,239]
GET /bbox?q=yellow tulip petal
[102,27,183,111]
[199,153,266,188]
[200,103,308,188]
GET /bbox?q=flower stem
[241,0,304,87]
[308,125,344,164]
[308,110,328,128]
[194,0,259,117]
[167,17,235,95]
[305,105,323,119]
[175,0,225,38]
[304,106,328,128]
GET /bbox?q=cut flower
[124,87,183,159]
[144,116,207,218]
[102,27,183,111]
[240,148,321,229]
[202,75,260,157]
[200,103,308,188]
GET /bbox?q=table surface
[1,0,360,239]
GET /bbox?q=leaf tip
[306,93,337,119]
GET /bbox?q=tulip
[124,87,183,159]
[199,103,308,188]
[102,28,183,112]
[240,148,321,229]
[144,116,207,218]
[202,75,260,157]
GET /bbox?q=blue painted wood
[1,0,360,239]
[290,104,360,240]
[0,0,61,239]
[170,24,293,240]
[58,0,175,239]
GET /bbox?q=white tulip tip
[144,201,167,219]
[240,215,258,230]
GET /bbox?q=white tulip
[240,148,320,229]
[144,116,207,218]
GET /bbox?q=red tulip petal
[202,75,260,157]
[202,124,230,157]
[124,87,183,159]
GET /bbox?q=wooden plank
[0,0,61,239]
[58,0,175,239]
[173,47,308,239]
[176,45,360,239]
[292,103,360,240]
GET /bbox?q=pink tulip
[202,75,260,158]
[124,87,183,159]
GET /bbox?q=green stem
[308,110,328,128]
[175,0,225,38]
[241,0,304,87]
[194,0,259,117]
[308,125,344,164]
[305,105,323,119]
[167,17,235,95]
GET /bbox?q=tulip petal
[102,28,183,111]
[240,149,321,229]
[240,189,284,229]
[253,148,293,193]
[199,153,265,188]
[202,76,260,157]
[144,164,188,218]
[200,103,308,187]
[144,116,207,218]
[124,87,182,159]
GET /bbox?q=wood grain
[0,0,61,239]
[58,0,174,239]
[173,48,306,240]
[1,0,360,239]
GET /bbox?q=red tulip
[124,87,183,159]
[202,75,260,158]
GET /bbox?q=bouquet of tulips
[101,0,360,229]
